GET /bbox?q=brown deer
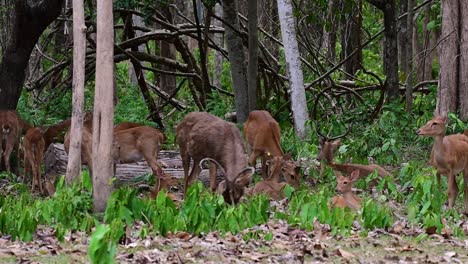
[0,110,31,173]
[23,127,46,193]
[317,126,390,179]
[267,154,300,189]
[417,114,468,212]
[114,121,144,133]
[244,110,300,184]
[176,112,255,204]
[331,170,361,210]
[23,119,72,193]
[464,129,468,137]
[252,180,287,201]
[114,126,167,193]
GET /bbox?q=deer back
[244,110,283,157]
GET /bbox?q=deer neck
[343,191,360,207]
[432,134,447,155]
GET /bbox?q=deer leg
[185,159,202,195]
[447,170,458,209]
[248,150,260,167]
[180,149,190,180]
[3,143,13,172]
[36,156,43,194]
[209,162,217,192]
[261,154,270,179]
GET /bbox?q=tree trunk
[277,0,310,139]
[66,0,86,185]
[398,0,408,76]
[0,0,14,54]
[247,0,258,112]
[459,0,468,120]
[128,14,145,85]
[436,0,459,117]
[323,0,339,63]
[367,0,399,100]
[405,0,415,112]
[342,0,362,77]
[212,3,224,89]
[0,0,64,109]
[222,0,249,123]
[92,0,115,213]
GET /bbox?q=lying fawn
[267,155,300,189]
[176,112,254,204]
[331,170,361,210]
[252,180,287,201]
[417,114,468,212]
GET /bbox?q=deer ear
[217,180,227,194]
[441,115,448,124]
[235,168,254,187]
[283,153,292,161]
[350,170,360,181]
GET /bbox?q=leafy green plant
[361,199,393,230]
[89,223,119,264]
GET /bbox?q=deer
[252,180,287,201]
[23,127,46,193]
[23,119,72,193]
[416,114,468,213]
[317,125,390,179]
[464,129,468,137]
[330,170,361,210]
[244,110,301,186]
[114,121,144,133]
[176,112,255,204]
[0,110,31,173]
[114,125,168,195]
[267,154,300,189]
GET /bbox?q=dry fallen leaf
[335,248,355,259]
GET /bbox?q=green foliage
[89,223,119,264]
[361,199,393,230]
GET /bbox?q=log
[43,143,224,187]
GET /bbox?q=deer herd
[1,109,468,213]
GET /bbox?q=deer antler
[199,158,227,177]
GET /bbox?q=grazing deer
[114,126,167,193]
[317,126,390,179]
[176,112,255,204]
[244,110,301,184]
[331,170,361,210]
[0,110,31,173]
[252,180,287,201]
[114,121,144,133]
[417,114,468,212]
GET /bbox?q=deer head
[267,154,300,189]
[416,114,447,136]
[316,122,351,164]
[201,158,254,204]
[335,170,360,194]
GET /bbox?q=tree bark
[277,0,310,139]
[0,0,64,109]
[436,0,459,117]
[405,0,415,112]
[342,0,362,77]
[367,0,399,100]
[459,0,468,120]
[247,0,258,111]
[398,0,408,75]
[212,3,224,89]
[92,0,115,213]
[66,0,86,185]
[222,0,249,123]
[323,0,339,63]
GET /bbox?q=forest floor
[1,146,468,263]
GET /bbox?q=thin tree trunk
[212,3,224,89]
[459,0,468,121]
[399,0,408,76]
[92,0,115,213]
[342,0,362,77]
[222,0,249,123]
[247,0,258,112]
[436,0,459,116]
[66,0,86,185]
[367,0,399,100]
[277,0,310,139]
[405,0,415,112]
[323,0,339,63]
